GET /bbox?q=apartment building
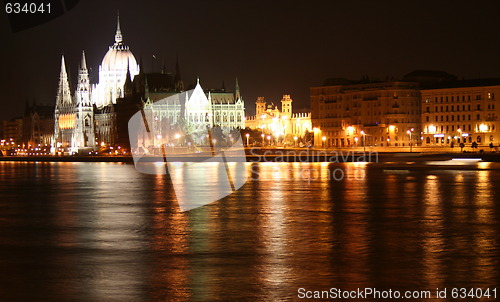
[310,80,421,148]
[421,80,500,147]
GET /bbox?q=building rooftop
[420,78,500,90]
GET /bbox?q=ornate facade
[246,95,311,144]
[53,14,245,154]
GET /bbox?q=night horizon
[3,0,500,120]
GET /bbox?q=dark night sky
[2,0,500,120]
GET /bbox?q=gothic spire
[76,51,91,106]
[60,55,67,78]
[235,77,241,100]
[80,50,87,71]
[125,58,132,84]
[115,10,123,44]
[175,55,184,91]
[56,55,72,106]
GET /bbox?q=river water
[0,161,498,301]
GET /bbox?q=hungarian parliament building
[52,15,245,154]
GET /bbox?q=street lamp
[407,128,414,152]
[361,130,366,152]
[294,136,298,147]
[267,135,271,146]
[322,136,326,148]
[261,133,265,146]
[175,133,181,146]
[245,133,250,146]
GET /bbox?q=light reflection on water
[0,161,498,301]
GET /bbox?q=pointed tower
[76,51,91,106]
[73,50,95,149]
[124,59,133,97]
[56,55,72,107]
[235,77,241,101]
[115,10,123,44]
[54,54,77,152]
[175,56,184,91]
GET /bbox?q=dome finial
[115,10,122,43]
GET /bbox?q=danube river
[0,161,498,301]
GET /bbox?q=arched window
[477,136,482,143]
[426,137,430,144]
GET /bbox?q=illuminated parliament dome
[93,14,140,108]
[101,24,138,72]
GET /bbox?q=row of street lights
[244,133,303,147]
[318,126,415,152]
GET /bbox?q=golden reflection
[422,174,445,289]
[475,171,493,210]
[477,161,491,170]
[339,163,369,285]
[453,173,466,209]
[150,167,191,300]
[260,182,290,300]
[384,174,398,207]
[52,163,78,248]
[470,171,495,286]
[251,163,338,299]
